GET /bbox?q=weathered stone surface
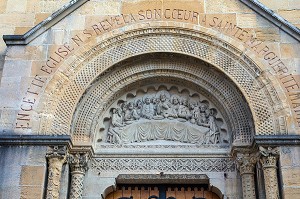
[282,187,300,198]
[20,166,45,186]
[280,43,300,58]
[20,186,44,199]
[206,0,252,13]
[237,13,275,28]
[278,9,300,25]
[281,167,300,186]
[0,0,300,198]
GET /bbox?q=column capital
[46,145,68,161]
[236,152,259,175]
[68,152,89,174]
[259,146,279,168]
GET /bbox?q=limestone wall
[0,0,69,79]
[280,146,300,198]
[0,146,47,198]
[0,0,299,199]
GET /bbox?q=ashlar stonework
[0,0,300,199]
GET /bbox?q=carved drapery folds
[46,146,67,199]
[236,152,258,199]
[103,88,228,145]
[259,146,280,199]
[69,153,89,199]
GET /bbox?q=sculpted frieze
[91,158,235,173]
[100,86,228,145]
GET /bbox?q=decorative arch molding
[73,53,251,145]
[36,26,284,144]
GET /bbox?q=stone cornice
[3,0,89,45]
[0,135,72,146]
[231,135,300,156]
[254,135,300,146]
[239,0,300,42]
[2,0,300,45]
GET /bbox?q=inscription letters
[16,7,300,129]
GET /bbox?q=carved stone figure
[141,95,155,119]
[170,95,180,117]
[124,101,140,123]
[189,100,200,124]
[203,109,220,144]
[156,91,174,118]
[104,89,226,145]
[135,99,143,116]
[178,97,191,121]
[107,108,124,144]
[197,103,209,125]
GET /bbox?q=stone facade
[0,0,300,199]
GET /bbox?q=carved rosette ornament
[259,146,280,199]
[236,153,258,199]
[46,146,67,199]
[69,153,89,199]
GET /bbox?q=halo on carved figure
[156,90,171,101]
[142,94,154,103]
[171,94,180,104]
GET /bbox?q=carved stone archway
[38,26,286,199]
[37,26,284,143]
[73,53,252,146]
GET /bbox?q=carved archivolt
[72,54,254,145]
[37,27,283,143]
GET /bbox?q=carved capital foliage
[259,146,279,168]
[69,153,89,174]
[46,145,68,161]
[236,152,259,175]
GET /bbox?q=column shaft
[236,152,258,199]
[69,153,89,199]
[70,171,85,199]
[261,156,280,199]
[259,146,280,199]
[46,146,67,199]
[241,173,257,199]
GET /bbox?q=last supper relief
[98,85,229,146]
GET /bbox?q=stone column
[69,153,89,199]
[259,146,280,199]
[46,146,67,199]
[236,153,258,199]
